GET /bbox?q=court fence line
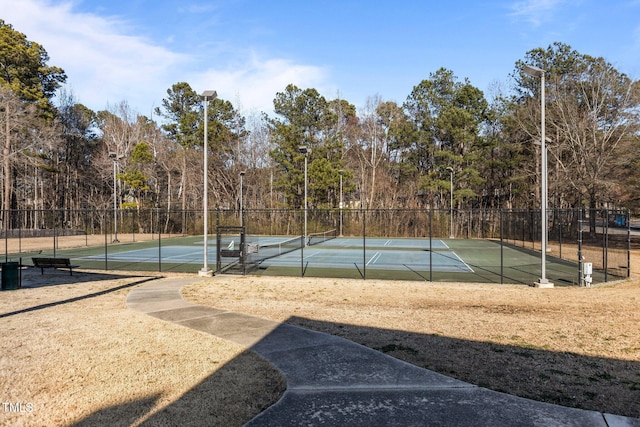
[0,208,633,285]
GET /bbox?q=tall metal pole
[199,90,217,277]
[540,71,550,286]
[304,154,308,245]
[523,64,553,288]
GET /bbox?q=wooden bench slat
[32,257,78,275]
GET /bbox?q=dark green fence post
[627,209,631,278]
[500,209,504,285]
[429,208,433,282]
[104,212,108,271]
[363,209,366,280]
[578,208,583,286]
[158,208,162,272]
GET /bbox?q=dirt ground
[0,238,639,425]
[0,270,285,427]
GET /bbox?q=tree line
[1,19,639,231]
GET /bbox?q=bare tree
[516,43,640,211]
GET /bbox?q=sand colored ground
[0,238,638,425]
[0,270,284,427]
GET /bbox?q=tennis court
[0,207,629,285]
[67,233,594,285]
[253,238,473,273]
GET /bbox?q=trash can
[1,262,21,290]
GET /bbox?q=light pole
[199,90,217,277]
[523,64,553,288]
[109,152,122,243]
[446,166,454,239]
[299,146,309,245]
[338,169,344,237]
[239,171,245,227]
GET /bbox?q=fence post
[157,208,162,272]
[363,208,366,280]
[604,209,609,282]
[18,211,22,255]
[429,208,433,282]
[104,212,108,271]
[627,209,631,278]
[500,209,504,285]
[578,209,583,286]
[53,210,57,258]
[3,209,7,262]
[300,208,304,277]
[558,209,563,259]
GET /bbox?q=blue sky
[2,0,640,117]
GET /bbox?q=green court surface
[10,235,603,285]
[247,237,595,285]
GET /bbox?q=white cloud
[1,0,188,113]
[188,53,329,115]
[508,0,566,26]
[0,0,330,116]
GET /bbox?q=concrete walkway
[126,277,640,427]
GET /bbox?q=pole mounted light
[199,90,217,277]
[299,146,309,245]
[523,64,553,288]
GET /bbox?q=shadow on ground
[288,316,640,419]
[0,269,157,319]
[70,350,285,427]
[68,311,640,425]
[17,267,149,289]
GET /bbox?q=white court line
[450,251,474,272]
[366,251,382,266]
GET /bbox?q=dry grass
[0,270,284,427]
[1,242,639,425]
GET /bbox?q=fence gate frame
[216,225,246,274]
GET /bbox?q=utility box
[582,262,593,287]
[1,262,21,290]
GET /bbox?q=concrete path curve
[126,277,640,427]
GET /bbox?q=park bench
[32,257,78,276]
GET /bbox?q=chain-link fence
[0,208,633,285]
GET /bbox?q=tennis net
[307,228,337,246]
[247,235,303,265]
